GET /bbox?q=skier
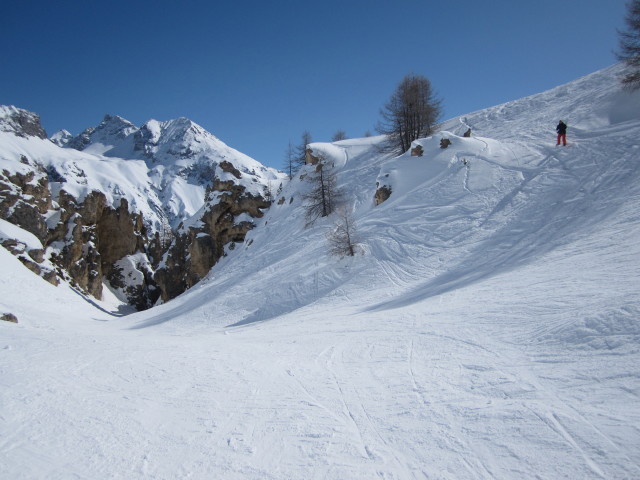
[556,120,567,146]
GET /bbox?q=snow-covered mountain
[60,112,284,227]
[0,108,286,307]
[1,64,639,479]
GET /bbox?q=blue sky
[1,0,628,169]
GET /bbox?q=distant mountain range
[0,106,286,309]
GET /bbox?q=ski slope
[1,64,640,479]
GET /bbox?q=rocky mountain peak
[0,106,48,139]
[67,114,138,152]
[50,129,73,147]
[100,114,136,135]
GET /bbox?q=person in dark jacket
[556,120,567,146]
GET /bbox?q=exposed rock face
[1,313,18,323]
[411,145,424,157]
[155,181,271,303]
[46,191,150,302]
[0,106,47,139]
[305,148,321,165]
[374,185,392,206]
[96,198,147,267]
[219,160,242,179]
[0,160,155,305]
[0,167,51,242]
[440,138,452,149]
[68,114,136,151]
[0,238,58,285]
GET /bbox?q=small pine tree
[617,0,640,90]
[294,131,313,168]
[327,209,360,257]
[263,180,274,203]
[303,155,343,227]
[332,130,347,142]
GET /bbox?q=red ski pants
[557,134,566,146]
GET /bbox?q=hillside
[1,64,639,479]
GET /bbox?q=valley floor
[2,228,639,480]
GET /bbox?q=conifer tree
[617,0,640,90]
[303,155,343,227]
[294,131,312,167]
[283,141,296,179]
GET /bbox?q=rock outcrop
[155,180,271,303]
[1,313,18,323]
[0,106,47,139]
[305,148,321,165]
[374,185,392,206]
[0,167,51,242]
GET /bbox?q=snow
[110,252,154,299]
[0,218,43,250]
[0,113,285,233]
[49,129,72,147]
[1,64,640,479]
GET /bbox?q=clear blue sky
[1,0,627,169]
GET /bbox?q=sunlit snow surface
[1,65,640,479]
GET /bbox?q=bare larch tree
[377,74,442,154]
[283,140,296,179]
[327,209,360,257]
[303,155,343,227]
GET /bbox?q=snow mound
[0,218,43,251]
[548,305,640,352]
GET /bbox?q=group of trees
[282,130,311,180]
[283,129,354,180]
[301,152,361,256]
[280,72,441,256]
[284,72,441,183]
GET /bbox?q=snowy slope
[1,64,640,479]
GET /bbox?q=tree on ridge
[377,74,442,154]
